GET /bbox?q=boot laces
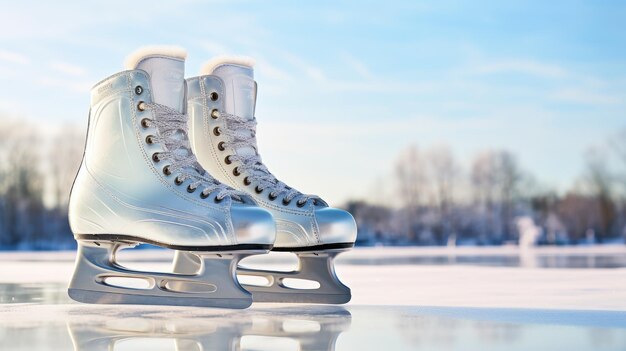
[145,103,245,201]
[219,112,325,207]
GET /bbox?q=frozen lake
[1,246,626,350]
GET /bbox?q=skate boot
[68,47,275,309]
[175,57,357,304]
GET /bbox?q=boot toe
[315,207,357,245]
[231,206,276,246]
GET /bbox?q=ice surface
[1,247,625,350]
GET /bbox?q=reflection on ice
[0,281,351,351]
[67,306,351,351]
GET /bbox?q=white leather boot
[67,47,275,309]
[175,57,357,304]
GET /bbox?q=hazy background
[0,0,625,249]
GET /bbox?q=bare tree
[470,150,521,242]
[0,118,86,249]
[583,147,617,240]
[609,129,626,238]
[395,145,427,242]
[426,144,459,243]
[47,125,85,208]
[471,151,499,241]
[610,128,626,169]
[558,191,601,241]
[498,151,521,240]
[0,121,45,247]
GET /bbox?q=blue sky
[0,0,624,205]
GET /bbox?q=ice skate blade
[239,249,351,304]
[246,290,351,304]
[175,248,351,304]
[67,288,252,309]
[68,241,267,309]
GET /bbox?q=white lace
[144,102,244,201]
[219,112,324,206]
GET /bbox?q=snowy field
[1,246,626,350]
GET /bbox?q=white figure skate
[68,47,275,309]
[175,57,357,304]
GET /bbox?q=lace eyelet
[210,92,219,101]
[211,109,220,119]
[225,156,232,165]
[145,135,155,144]
[243,177,251,186]
[152,153,160,162]
[218,141,225,151]
[163,166,171,176]
[174,177,183,185]
[213,126,221,136]
[200,192,209,199]
[282,198,291,206]
[233,167,241,176]
[268,193,277,201]
[187,185,196,193]
[140,118,150,128]
[135,86,143,95]
[214,196,223,203]
[138,101,146,111]
[297,200,306,208]
[255,186,263,194]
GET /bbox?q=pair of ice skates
[67,46,357,309]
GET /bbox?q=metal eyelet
[268,193,277,201]
[233,167,240,176]
[200,192,209,199]
[152,153,160,162]
[210,92,219,101]
[138,101,146,111]
[214,196,223,203]
[174,177,183,185]
[187,185,196,193]
[213,126,221,136]
[282,198,291,206]
[224,156,232,165]
[163,166,171,176]
[218,141,225,151]
[211,109,220,119]
[135,86,143,95]
[297,200,306,208]
[140,118,150,128]
[255,186,263,194]
[243,177,251,186]
[145,135,155,144]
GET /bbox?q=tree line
[0,119,83,249]
[0,118,624,249]
[348,133,626,246]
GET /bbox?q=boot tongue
[211,63,256,121]
[208,61,257,157]
[126,48,192,162]
[127,48,186,113]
